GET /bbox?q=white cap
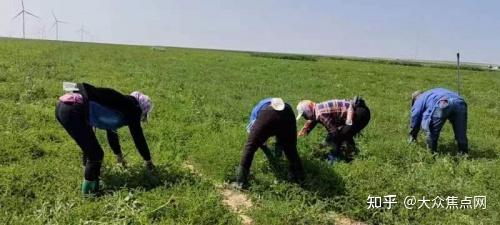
[296,100,314,120]
[270,98,285,111]
[63,82,79,92]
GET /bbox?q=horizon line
[1,36,498,67]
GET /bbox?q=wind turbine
[12,0,40,39]
[51,11,67,40]
[76,24,90,42]
[38,25,46,39]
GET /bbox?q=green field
[0,38,499,224]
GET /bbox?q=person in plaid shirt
[296,96,371,162]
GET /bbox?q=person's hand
[298,131,306,137]
[145,160,155,171]
[407,135,417,144]
[327,153,336,165]
[408,130,418,144]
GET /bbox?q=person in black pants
[55,82,154,195]
[232,98,304,188]
[324,105,370,161]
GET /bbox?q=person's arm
[409,97,426,140]
[106,130,122,155]
[298,120,318,137]
[247,99,271,133]
[107,130,127,166]
[246,120,255,133]
[128,121,152,163]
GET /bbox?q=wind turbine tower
[76,24,89,42]
[51,11,67,40]
[12,0,39,38]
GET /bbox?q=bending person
[55,82,154,195]
[233,98,304,188]
[409,88,468,154]
[296,96,370,162]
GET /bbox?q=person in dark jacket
[296,96,370,163]
[409,88,468,154]
[55,82,154,195]
[246,98,286,161]
[232,98,304,189]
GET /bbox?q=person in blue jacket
[232,98,304,189]
[409,88,468,154]
[246,98,285,160]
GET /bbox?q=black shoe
[288,167,305,184]
[228,181,244,190]
[233,165,249,188]
[458,143,469,154]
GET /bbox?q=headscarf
[130,91,152,121]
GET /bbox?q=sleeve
[246,107,259,133]
[106,130,122,155]
[246,120,255,133]
[249,105,260,123]
[299,120,318,135]
[410,97,426,136]
[128,121,152,161]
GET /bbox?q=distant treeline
[249,52,491,71]
[249,53,318,61]
[327,56,489,71]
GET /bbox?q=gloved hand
[145,160,155,171]
[408,130,418,143]
[407,134,417,144]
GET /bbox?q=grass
[0,37,499,224]
[325,56,493,71]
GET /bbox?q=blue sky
[1,0,499,64]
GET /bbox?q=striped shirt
[300,100,353,135]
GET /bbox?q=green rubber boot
[82,180,99,196]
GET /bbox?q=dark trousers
[325,106,371,158]
[56,102,103,181]
[240,104,303,177]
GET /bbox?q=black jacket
[78,83,151,161]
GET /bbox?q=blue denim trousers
[424,98,468,153]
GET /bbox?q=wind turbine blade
[25,11,40,19]
[52,11,57,20]
[22,0,24,10]
[12,11,23,19]
[59,20,68,24]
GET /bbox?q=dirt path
[182,161,366,225]
[182,162,254,225]
[218,186,254,225]
[326,212,367,225]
